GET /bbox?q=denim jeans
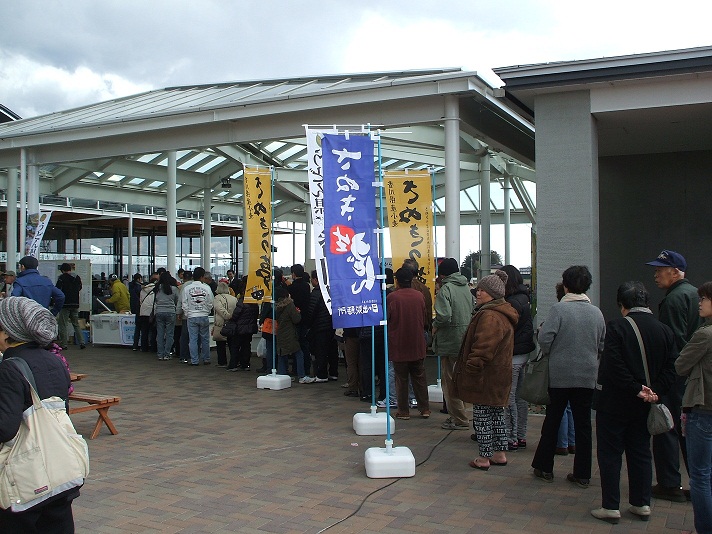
[155,312,176,359]
[387,361,414,404]
[506,360,528,442]
[187,316,210,364]
[278,349,304,378]
[686,411,712,534]
[557,403,575,447]
[57,308,83,346]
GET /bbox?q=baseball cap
[645,250,687,271]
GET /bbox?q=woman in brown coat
[454,270,518,470]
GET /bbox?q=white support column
[444,95,461,260]
[203,187,212,270]
[28,164,40,215]
[292,221,296,266]
[19,149,27,256]
[167,151,177,274]
[127,213,133,276]
[6,168,18,268]
[241,180,249,278]
[304,205,312,263]
[479,153,491,278]
[503,175,511,266]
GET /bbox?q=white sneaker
[409,399,418,408]
[590,508,620,524]
[628,505,650,521]
[314,377,329,383]
[299,376,316,384]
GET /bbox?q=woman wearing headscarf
[454,270,518,470]
[531,265,606,487]
[0,297,79,532]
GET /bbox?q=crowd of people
[1,248,711,532]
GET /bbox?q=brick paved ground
[62,343,695,533]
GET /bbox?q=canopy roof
[0,69,536,232]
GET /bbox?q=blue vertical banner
[322,133,382,328]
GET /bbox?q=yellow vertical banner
[385,170,435,304]
[243,166,273,304]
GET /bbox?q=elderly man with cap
[646,249,703,502]
[12,256,65,316]
[432,258,475,431]
[0,270,16,298]
[0,297,80,532]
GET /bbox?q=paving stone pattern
[63,344,695,533]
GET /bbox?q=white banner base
[353,410,395,436]
[256,373,292,391]
[365,444,415,478]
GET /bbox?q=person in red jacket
[386,267,430,420]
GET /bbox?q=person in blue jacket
[11,256,65,316]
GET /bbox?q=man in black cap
[646,249,702,502]
[12,256,65,316]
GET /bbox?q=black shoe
[533,468,554,483]
[80,344,86,349]
[440,408,449,414]
[344,390,360,397]
[566,473,589,488]
[651,484,686,502]
[359,395,372,403]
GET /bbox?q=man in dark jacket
[12,256,65,315]
[646,249,702,501]
[304,270,337,382]
[55,263,85,349]
[0,297,79,532]
[288,264,312,375]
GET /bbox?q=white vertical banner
[305,127,337,314]
[26,210,53,258]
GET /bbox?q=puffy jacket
[432,272,474,356]
[213,293,238,341]
[275,296,301,355]
[303,286,333,334]
[230,299,259,336]
[12,269,65,315]
[288,277,311,312]
[106,279,130,312]
[139,283,156,316]
[129,280,142,314]
[55,272,82,309]
[506,285,536,356]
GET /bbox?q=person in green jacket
[646,249,703,502]
[432,258,475,430]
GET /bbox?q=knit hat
[438,258,460,277]
[477,270,508,300]
[0,296,58,346]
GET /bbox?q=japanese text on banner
[305,128,335,313]
[322,133,382,328]
[243,167,273,304]
[385,170,435,307]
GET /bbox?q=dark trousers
[597,409,652,509]
[653,374,689,487]
[312,331,338,379]
[0,496,75,533]
[216,340,229,366]
[137,315,151,351]
[228,333,252,369]
[179,321,190,361]
[172,324,181,354]
[392,359,429,414]
[359,330,386,400]
[532,387,594,479]
[297,323,311,375]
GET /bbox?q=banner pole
[271,166,277,374]
[431,168,441,384]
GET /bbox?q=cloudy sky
[3,0,712,118]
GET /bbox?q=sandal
[394,412,410,420]
[468,459,490,471]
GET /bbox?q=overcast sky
[3,0,712,118]
[3,1,710,268]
